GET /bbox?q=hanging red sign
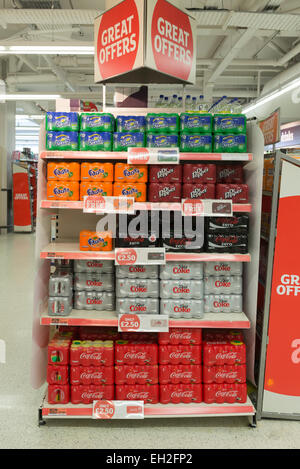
[12,164,32,232]
[150,0,194,82]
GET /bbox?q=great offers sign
[94,0,196,84]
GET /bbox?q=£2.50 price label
[115,247,166,265]
[118,314,169,332]
[118,314,141,332]
[92,400,144,419]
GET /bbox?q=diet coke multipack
[73,260,115,311]
[48,271,73,317]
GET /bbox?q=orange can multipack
[114,163,148,182]
[47,181,79,200]
[81,162,114,182]
[47,162,80,181]
[113,182,147,201]
[79,230,113,251]
[80,182,113,200]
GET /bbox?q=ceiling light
[243,77,300,114]
[16,115,45,120]
[0,45,95,55]
[0,94,61,101]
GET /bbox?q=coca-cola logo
[130,304,146,312]
[127,392,149,399]
[171,390,193,398]
[126,371,148,379]
[215,390,238,398]
[170,331,192,340]
[213,300,229,308]
[174,305,191,313]
[129,266,146,273]
[87,261,103,268]
[170,371,192,379]
[173,265,190,275]
[81,371,103,379]
[214,264,230,272]
[80,352,103,360]
[81,391,104,399]
[124,351,147,360]
[216,352,237,360]
[215,371,238,379]
[86,280,103,287]
[130,285,147,293]
[169,351,192,359]
[87,298,103,305]
[173,286,190,294]
[215,235,238,244]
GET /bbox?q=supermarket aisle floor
[0,232,300,450]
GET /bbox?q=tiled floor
[0,232,299,449]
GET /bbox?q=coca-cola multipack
[117,212,159,248]
[206,214,249,254]
[160,214,204,253]
[47,333,73,404]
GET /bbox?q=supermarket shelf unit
[33,119,264,426]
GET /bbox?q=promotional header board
[258,108,280,146]
[94,0,196,84]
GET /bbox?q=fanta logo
[54,168,70,176]
[88,237,104,246]
[122,187,138,196]
[53,186,69,195]
[123,168,140,177]
[88,169,105,177]
[87,188,102,196]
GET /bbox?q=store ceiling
[0,0,299,112]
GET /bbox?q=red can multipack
[71,385,114,404]
[203,364,246,384]
[183,164,216,183]
[159,345,202,365]
[47,365,69,385]
[159,365,202,384]
[182,183,215,199]
[160,384,202,404]
[48,384,70,404]
[216,184,249,203]
[70,366,114,385]
[203,339,246,366]
[70,340,114,367]
[216,164,244,184]
[48,339,71,365]
[148,183,182,202]
[116,384,159,403]
[115,365,158,385]
[115,341,158,365]
[149,165,182,183]
[158,328,202,345]
[204,330,244,342]
[203,383,247,404]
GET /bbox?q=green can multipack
[180,132,212,152]
[180,113,212,133]
[80,113,114,132]
[213,134,247,153]
[113,132,145,151]
[46,112,79,131]
[79,132,112,151]
[46,131,78,151]
[213,114,246,134]
[146,113,179,133]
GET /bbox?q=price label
[127,147,179,165]
[49,318,69,326]
[118,314,169,332]
[115,247,165,265]
[83,196,134,214]
[48,408,67,417]
[92,400,144,419]
[182,199,232,216]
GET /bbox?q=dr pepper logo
[151,0,194,81]
[96,0,140,80]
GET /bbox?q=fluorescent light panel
[0,94,60,100]
[243,77,300,114]
[0,45,94,55]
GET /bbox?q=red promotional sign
[264,193,300,397]
[13,166,32,231]
[150,0,194,81]
[95,0,141,81]
[119,314,141,332]
[93,400,115,419]
[115,248,138,265]
[259,108,280,145]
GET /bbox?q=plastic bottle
[185,95,192,111]
[156,94,164,107]
[170,94,178,108]
[178,96,183,108]
[191,97,197,111]
[162,97,169,108]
